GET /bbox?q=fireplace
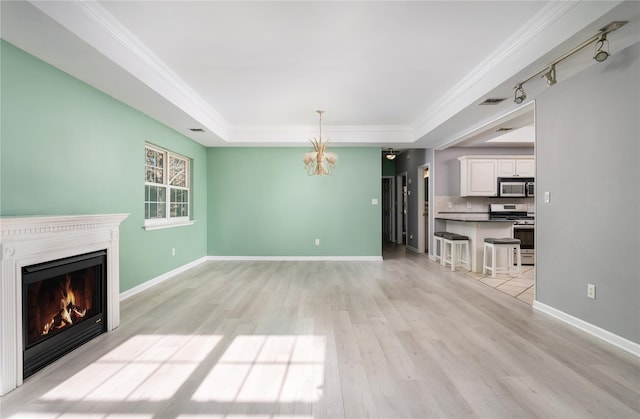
[1,214,128,395]
[22,250,107,379]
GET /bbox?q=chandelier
[303,110,337,176]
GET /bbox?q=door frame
[381,176,396,243]
[396,172,407,244]
[416,163,431,254]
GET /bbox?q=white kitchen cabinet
[497,158,535,177]
[459,157,498,196]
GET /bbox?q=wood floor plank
[2,246,639,418]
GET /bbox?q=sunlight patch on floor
[39,335,222,402]
[192,335,326,404]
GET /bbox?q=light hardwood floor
[2,246,639,418]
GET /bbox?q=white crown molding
[25,0,624,147]
[227,124,414,145]
[412,0,623,140]
[28,0,231,139]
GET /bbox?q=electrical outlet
[172,247,176,256]
[544,191,550,203]
[448,202,453,209]
[587,284,596,299]
[467,202,472,209]
[315,239,320,246]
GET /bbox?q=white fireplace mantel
[0,213,129,395]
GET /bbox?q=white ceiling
[1,1,638,149]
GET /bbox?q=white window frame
[144,143,195,230]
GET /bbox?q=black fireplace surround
[22,250,107,378]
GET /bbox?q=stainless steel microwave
[498,178,534,197]
[526,181,535,197]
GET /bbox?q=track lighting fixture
[594,34,610,62]
[512,21,627,104]
[514,85,526,104]
[541,64,557,86]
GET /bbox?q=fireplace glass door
[22,250,107,378]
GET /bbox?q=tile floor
[433,255,535,305]
[463,265,535,305]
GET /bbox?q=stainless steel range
[489,203,535,265]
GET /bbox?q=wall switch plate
[544,191,550,203]
[371,198,378,205]
[315,239,320,246]
[587,284,596,299]
[172,247,175,256]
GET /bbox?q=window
[144,144,193,230]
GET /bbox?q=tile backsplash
[434,195,534,215]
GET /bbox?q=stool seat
[483,237,521,278]
[443,232,469,241]
[484,238,521,245]
[434,231,447,237]
[441,233,470,272]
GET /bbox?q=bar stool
[483,238,522,278]
[442,232,471,272]
[434,231,446,265]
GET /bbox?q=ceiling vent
[189,128,206,132]
[479,98,507,105]
[496,127,514,132]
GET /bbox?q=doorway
[417,164,430,254]
[396,173,407,245]
[381,176,395,244]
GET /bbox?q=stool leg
[515,245,522,275]
[482,243,488,275]
[450,242,457,271]
[491,244,497,278]
[465,241,470,270]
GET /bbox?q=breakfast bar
[434,214,515,273]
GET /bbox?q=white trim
[206,256,383,262]
[406,245,420,254]
[143,220,196,231]
[31,1,230,139]
[119,256,209,301]
[533,301,640,358]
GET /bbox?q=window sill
[143,220,196,231]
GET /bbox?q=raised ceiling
[1,1,637,148]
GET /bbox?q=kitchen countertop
[435,214,516,223]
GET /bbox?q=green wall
[1,40,382,297]
[0,40,208,292]
[207,147,381,257]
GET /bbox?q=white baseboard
[406,245,420,254]
[120,256,208,301]
[206,255,383,261]
[533,301,640,358]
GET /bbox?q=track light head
[514,85,526,104]
[542,64,557,86]
[594,34,610,62]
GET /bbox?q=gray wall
[434,147,534,196]
[536,43,640,344]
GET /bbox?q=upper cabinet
[459,157,498,196]
[497,158,535,177]
[459,155,534,197]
